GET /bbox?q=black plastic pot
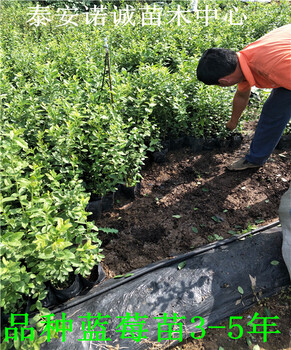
[52,275,83,304]
[169,136,187,150]
[79,264,106,290]
[86,199,103,220]
[218,138,232,148]
[276,134,291,150]
[152,148,169,163]
[202,138,219,151]
[186,136,204,152]
[120,182,141,200]
[230,133,243,148]
[42,284,58,308]
[102,192,115,212]
[161,139,171,150]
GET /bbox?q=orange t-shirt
[237,24,291,92]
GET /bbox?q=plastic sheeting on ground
[41,225,290,350]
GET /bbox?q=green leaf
[246,336,253,346]
[30,314,42,324]
[192,226,198,233]
[14,336,21,350]
[253,345,260,350]
[124,273,134,278]
[213,234,224,241]
[172,215,181,219]
[271,260,279,266]
[0,342,8,350]
[2,196,17,203]
[219,347,225,350]
[3,232,24,245]
[211,215,222,223]
[228,230,237,235]
[14,137,28,150]
[202,187,209,192]
[37,336,48,345]
[264,307,271,317]
[178,261,186,270]
[113,274,124,279]
[238,286,244,294]
[99,227,119,234]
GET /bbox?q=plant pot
[152,148,169,163]
[52,275,83,304]
[102,192,115,212]
[169,136,187,150]
[86,199,103,220]
[161,139,171,150]
[79,264,106,290]
[120,182,141,200]
[230,134,243,148]
[42,284,58,308]
[187,137,204,152]
[203,138,219,151]
[218,137,232,148]
[276,134,291,150]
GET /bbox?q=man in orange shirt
[196,24,291,170]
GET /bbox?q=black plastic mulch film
[41,222,290,350]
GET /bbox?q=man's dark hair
[196,48,238,85]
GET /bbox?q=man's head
[196,48,243,86]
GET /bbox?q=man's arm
[226,88,251,130]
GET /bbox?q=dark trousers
[246,88,291,165]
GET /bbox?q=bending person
[196,24,291,171]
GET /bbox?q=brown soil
[96,121,291,350]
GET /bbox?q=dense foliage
[1,1,290,347]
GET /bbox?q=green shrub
[0,127,104,315]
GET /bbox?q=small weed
[211,215,223,223]
[177,261,186,270]
[208,234,224,242]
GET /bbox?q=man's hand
[227,88,251,131]
[226,120,238,131]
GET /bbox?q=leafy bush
[0,127,103,315]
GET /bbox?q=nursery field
[1,0,291,349]
[97,122,291,278]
